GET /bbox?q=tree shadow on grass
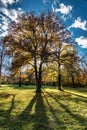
[0,94,15,129]
[3,93,54,130]
[18,93,54,130]
[42,91,65,129]
[64,90,87,101]
[43,90,87,128]
[0,89,87,130]
[3,94,37,130]
[33,93,54,130]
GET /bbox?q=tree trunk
[71,74,75,87]
[35,71,42,93]
[57,40,62,90]
[77,78,82,87]
[57,58,62,90]
[74,70,82,87]
[35,59,42,93]
[57,73,61,90]
[36,84,41,93]
[19,76,22,87]
[36,71,42,93]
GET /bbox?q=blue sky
[0,0,87,57]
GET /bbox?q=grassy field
[0,85,87,130]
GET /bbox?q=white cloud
[0,7,23,37]
[0,0,22,37]
[0,31,8,37]
[52,5,55,12]
[75,36,87,48]
[2,24,8,30]
[0,16,8,37]
[69,17,87,30]
[1,7,23,21]
[1,8,17,21]
[2,19,8,31]
[0,14,9,33]
[52,3,73,15]
[1,0,14,6]
[0,0,20,7]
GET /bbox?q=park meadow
[0,85,87,130]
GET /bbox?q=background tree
[50,22,76,90]
[78,56,87,86]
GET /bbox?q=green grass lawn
[0,85,87,130]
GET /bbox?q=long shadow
[0,94,15,129]
[5,94,15,123]
[64,90,87,99]
[19,93,54,130]
[33,93,54,130]
[4,93,54,130]
[0,94,36,130]
[13,94,37,130]
[43,89,87,103]
[7,94,15,115]
[56,99,87,127]
[64,91,87,104]
[43,89,87,127]
[42,92,64,129]
[19,94,36,120]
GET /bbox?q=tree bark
[36,74,42,93]
[35,67,42,93]
[36,81,41,93]
[36,69,42,93]
[71,74,75,87]
[19,75,22,87]
[34,62,42,93]
[57,56,62,90]
[57,40,62,90]
[57,73,61,90]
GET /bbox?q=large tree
[3,11,74,93]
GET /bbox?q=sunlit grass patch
[0,85,87,130]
